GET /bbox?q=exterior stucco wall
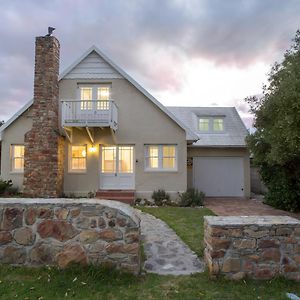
[60,78,187,199]
[187,147,250,198]
[0,109,33,190]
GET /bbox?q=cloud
[0,0,299,123]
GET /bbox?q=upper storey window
[79,85,111,110]
[198,117,225,133]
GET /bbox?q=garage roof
[167,107,248,147]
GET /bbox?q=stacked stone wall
[0,199,141,273]
[204,216,300,281]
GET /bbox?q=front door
[100,145,135,189]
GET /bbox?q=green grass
[0,207,300,299]
[0,265,299,299]
[139,206,215,256]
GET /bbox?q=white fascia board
[0,99,33,141]
[59,46,198,141]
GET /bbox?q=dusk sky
[1,0,300,128]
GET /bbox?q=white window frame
[68,144,87,173]
[77,84,112,110]
[10,144,25,173]
[144,145,178,172]
[198,117,225,133]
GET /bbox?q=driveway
[204,197,300,220]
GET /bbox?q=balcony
[61,100,118,130]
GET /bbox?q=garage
[193,157,245,197]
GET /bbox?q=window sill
[144,169,178,173]
[9,171,24,175]
[68,170,87,174]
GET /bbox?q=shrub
[179,188,205,207]
[151,189,170,206]
[0,179,13,195]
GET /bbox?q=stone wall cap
[204,215,300,226]
[0,198,140,226]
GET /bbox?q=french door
[100,145,135,189]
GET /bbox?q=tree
[246,30,300,212]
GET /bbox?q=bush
[179,188,205,207]
[259,164,300,212]
[0,179,13,195]
[151,189,170,206]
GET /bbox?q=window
[70,145,87,172]
[11,145,24,172]
[198,117,225,132]
[213,118,224,131]
[80,87,93,110]
[97,87,110,110]
[145,145,177,171]
[199,118,209,131]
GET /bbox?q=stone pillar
[23,36,65,197]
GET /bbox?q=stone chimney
[23,36,65,197]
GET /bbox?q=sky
[0,0,300,128]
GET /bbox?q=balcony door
[100,145,135,190]
[78,85,110,121]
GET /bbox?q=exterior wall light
[89,146,97,153]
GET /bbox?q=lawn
[139,206,215,256]
[0,207,299,300]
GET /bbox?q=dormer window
[213,118,224,132]
[199,118,210,131]
[198,117,225,133]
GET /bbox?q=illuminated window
[213,118,224,131]
[80,87,93,110]
[70,145,87,172]
[198,118,210,131]
[145,145,177,171]
[97,87,110,110]
[11,145,24,172]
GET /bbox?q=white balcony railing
[61,100,118,130]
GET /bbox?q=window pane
[213,119,223,131]
[80,88,92,110]
[14,158,24,171]
[163,157,175,169]
[97,87,110,100]
[199,118,209,131]
[71,146,86,170]
[102,146,116,173]
[12,145,24,171]
[163,146,175,157]
[119,146,133,173]
[149,146,158,157]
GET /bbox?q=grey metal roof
[167,106,248,147]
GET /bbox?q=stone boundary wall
[204,216,300,281]
[0,199,141,273]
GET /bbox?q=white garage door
[193,157,244,197]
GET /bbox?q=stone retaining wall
[204,216,300,281]
[0,199,141,273]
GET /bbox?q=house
[0,35,250,203]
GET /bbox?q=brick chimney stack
[23,36,65,197]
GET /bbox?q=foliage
[151,189,171,206]
[246,30,300,211]
[179,188,205,207]
[0,179,13,195]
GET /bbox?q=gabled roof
[0,99,33,141]
[59,46,197,140]
[1,45,197,141]
[167,106,248,147]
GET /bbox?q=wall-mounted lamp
[89,145,97,153]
